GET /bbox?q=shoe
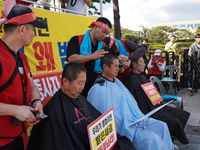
[187,87,192,91]
[173,144,179,150]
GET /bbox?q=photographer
[146,49,166,80]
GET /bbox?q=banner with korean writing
[141,82,163,106]
[87,108,117,150]
[0,1,96,75]
[0,1,96,101]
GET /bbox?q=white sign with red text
[87,108,117,150]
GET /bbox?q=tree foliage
[147,26,194,44]
[89,0,111,15]
[109,27,143,42]
[195,26,200,35]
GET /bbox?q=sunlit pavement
[172,88,200,150]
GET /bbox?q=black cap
[7,4,47,28]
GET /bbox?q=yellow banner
[0,1,96,75]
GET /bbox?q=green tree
[88,0,122,40]
[89,0,111,15]
[195,26,200,35]
[176,29,194,40]
[143,29,149,38]
[147,26,168,43]
[147,26,194,43]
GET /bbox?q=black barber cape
[124,72,190,145]
[27,89,135,150]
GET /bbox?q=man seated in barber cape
[87,53,174,150]
[27,62,136,150]
[124,56,190,146]
[67,17,119,98]
[103,37,146,82]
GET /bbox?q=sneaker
[173,144,179,150]
[187,87,192,91]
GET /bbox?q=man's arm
[67,36,108,63]
[147,58,153,69]
[147,45,151,51]
[0,78,43,124]
[188,45,194,56]
[158,61,166,72]
[68,50,108,63]
[125,40,146,61]
[30,78,43,114]
[61,0,69,4]
[85,0,91,7]
[165,43,169,51]
[0,102,37,123]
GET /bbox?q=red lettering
[98,133,115,150]
[44,42,56,71]
[97,145,103,150]
[33,41,56,71]
[33,41,45,60]
[33,42,46,71]
[74,108,91,125]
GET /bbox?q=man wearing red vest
[0,1,46,149]
[67,17,118,97]
[146,49,166,80]
[113,39,146,82]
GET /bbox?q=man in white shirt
[165,35,178,53]
[61,0,91,14]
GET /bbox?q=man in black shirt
[67,17,116,97]
[140,39,150,51]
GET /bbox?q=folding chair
[150,76,183,109]
[161,65,179,95]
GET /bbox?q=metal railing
[143,49,200,95]
[0,0,94,16]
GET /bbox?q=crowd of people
[1,0,199,150]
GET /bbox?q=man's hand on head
[92,50,108,60]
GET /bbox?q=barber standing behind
[67,17,116,98]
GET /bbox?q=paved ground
[172,88,200,150]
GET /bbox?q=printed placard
[87,108,117,150]
[141,82,163,105]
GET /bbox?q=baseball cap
[154,49,162,56]
[1,4,47,28]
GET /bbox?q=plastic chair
[161,65,179,95]
[150,76,183,109]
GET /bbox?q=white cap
[154,49,162,56]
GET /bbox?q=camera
[119,64,123,68]
[154,63,158,68]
